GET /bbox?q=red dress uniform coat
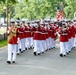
[71,25,75,38]
[33,26,43,40]
[7,26,17,44]
[24,26,31,38]
[17,26,24,39]
[31,26,36,37]
[41,26,46,40]
[58,28,69,42]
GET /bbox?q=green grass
[0,39,7,48]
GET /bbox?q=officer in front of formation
[6,19,18,64]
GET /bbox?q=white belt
[61,34,68,35]
[19,32,23,33]
[35,32,42,33]
[25,31,30,32]
[41,33,46,34]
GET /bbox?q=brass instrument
[54,34,58,40]
[7,25,17,43]
[61,25,67,33]
[11,26,17,35]
[17,24,20,28]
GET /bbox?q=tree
[0,0,76,20]
[64,0,76,18]
[0,0,17,3]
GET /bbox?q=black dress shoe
[32,47,34,49]
[25,48,27,50]
[73,46,75,48]
[17,53,20,55]
[64,55,66,56]
[51,48,53,49]
[60,54,63,57]
[53,47,55,48]
[7,61,11,64]
[28,48,31,50]
[33,52,36,56]
[12,61,15,63]
[19,49,21,52]
[21,51,23,53]
[69,51,71,53]
[67,52,69,55]
[49,48,50,50]
[23,50,25,52]
[45,49,48,51]
[30,46,32,49]
[12,53,13,55]
[42,52,44,53]
[38,53,40,55]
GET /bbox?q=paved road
[0,43,76,75]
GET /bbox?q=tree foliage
[0,0,17,3]
[64,0,76,18]
[14,0,66,20]
[0,0,76,20]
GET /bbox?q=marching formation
[6,18,76,64]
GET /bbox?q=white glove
[7,30,10,34]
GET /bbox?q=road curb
[0,46,7,50]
